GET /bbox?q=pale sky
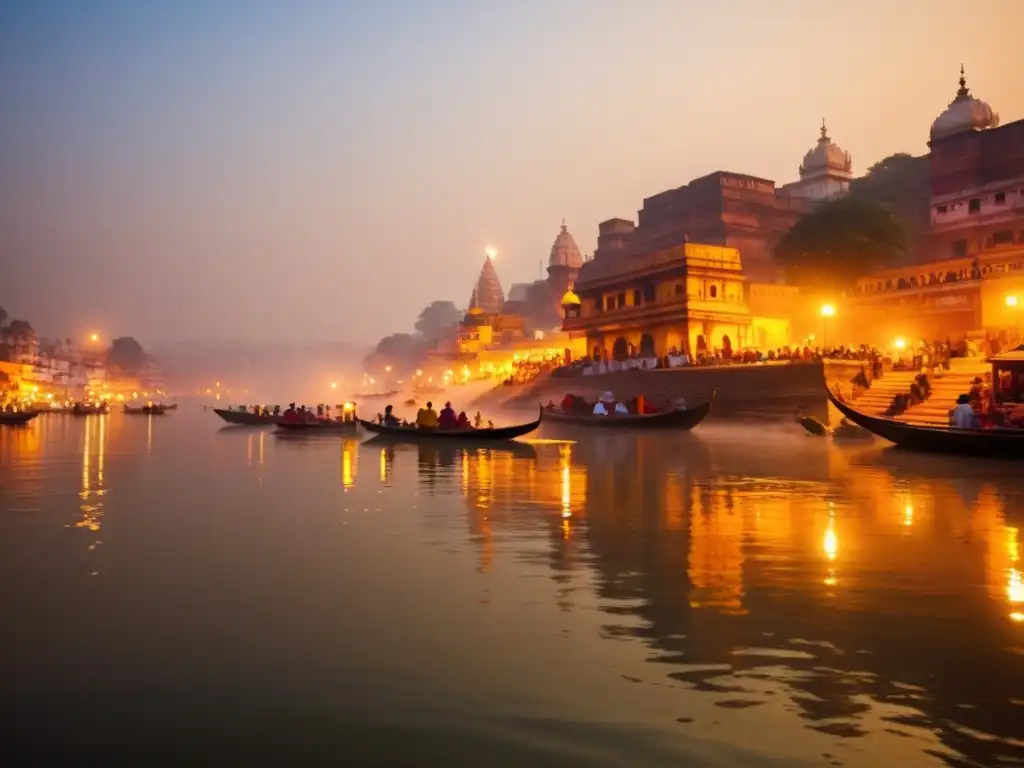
[1,0,1021,345]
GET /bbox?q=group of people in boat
[948,375,1024,429]
[548,392,684,417]
[378,401,490,430]
[280,403,357,424]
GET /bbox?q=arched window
[709,285,718,298]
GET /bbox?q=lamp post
[819,304,836,349]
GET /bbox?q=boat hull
[825,386,1024,457]
[543,396,712,431]
[358,410,541,442]
[275,419,359,433]
[0,411,39,425]
[213,408,277,426]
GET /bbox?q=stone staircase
[849,359,989,427]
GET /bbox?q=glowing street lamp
[89,333,100,343]
[894,337,907,351]
[1007,295,1019,308]
[819,304,836,348]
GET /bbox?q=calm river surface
[2,407,1023,766]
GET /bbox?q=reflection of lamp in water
[559,444,572,536]
[903,503,914,527]
[341,440,355,488]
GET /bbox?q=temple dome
[930,65,999,141]
[799,120,852,179]
[548,221,584,270]
[560,288,581,306]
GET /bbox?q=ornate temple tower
[546,220,584,297]
[469,253,505,315]
[784,120,853,201]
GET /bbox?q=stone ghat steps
[850,369,988,426]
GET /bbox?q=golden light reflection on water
[341,439,356,489]
[76,415,107,551]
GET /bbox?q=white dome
[930,66,999,141]
[799,120,852,179]
[548,221,583,270]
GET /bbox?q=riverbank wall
[478,360,870,422]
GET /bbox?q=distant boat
[0,410,39,426]
[543,393,714,431]
[213,408,276,426]
[124,404,166,415]
[71,402,109,415]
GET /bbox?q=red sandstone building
[845,67,1024,343]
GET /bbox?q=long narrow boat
[358,409,542,442]
[0,410,39,426]
[275,417,359,433]
[213,408,277,426]
[71,403,109,415]
[124,404,166,415]
[825,386,1024,457]
[542,394,713,431]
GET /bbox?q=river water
[1,407,1023,766]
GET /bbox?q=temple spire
[819,118,829,142]
[956,63,970,99]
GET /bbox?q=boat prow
[0,410,39,426]
[213,408,277,426]
[825,385,1024,457]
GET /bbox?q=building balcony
[562,294,748,333]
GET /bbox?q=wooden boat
[161,403,178,410]
[797,415,830,437]
[213,407,277,426]
[124,404,166,415]
[0,410,39,426]
[542,394,713,431]
[71,403,109,415]
[358,409,542,442]
[826,386,1024,457]
[275,417,359,433]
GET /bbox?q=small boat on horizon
[213,407,277,426]
[71,402,109,415]
[124,404,167,415]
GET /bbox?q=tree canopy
[106,336,148,377]
[414,301,462,341]
[774,197,909,289]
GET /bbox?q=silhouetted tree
[3,319,35,344]
[364,333,429,373]
[414,301,462,342]
[106,336,148,377]
[0,306,8,330]
[848,153,930,258]
[775,197,908,289]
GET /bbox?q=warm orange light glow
[89,333,100,343]
[484,245,497,260]
[893,337,907,350]
[384,365,392,373]
[819,303,836,318]
[1007,295,1019,308]
[330,382,338,389]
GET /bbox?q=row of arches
[596,333,733,361]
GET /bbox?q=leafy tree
[363,333,429,373]
[0,306,7,330]
[3,319,35,343]
[414,301,462,341]
[848,152,930,254]
[106,336,148,377]
[774,197,909,289]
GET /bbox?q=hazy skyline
[2,0,1021,346]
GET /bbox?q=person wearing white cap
[593,391,614,415]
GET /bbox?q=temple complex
[838,67,1024,344]
[469,254,505,315]
[562,242,798,359]
[779,120,854,201]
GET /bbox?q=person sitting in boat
[457,411,471,429]
[383,404,400,427]
[949,394,981,429]
[560,394,574,412]
[416,401,439,429]
[438,401,457,429]
[285,402,297,414]
[613,401,628,415]
[593,400,608,415]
